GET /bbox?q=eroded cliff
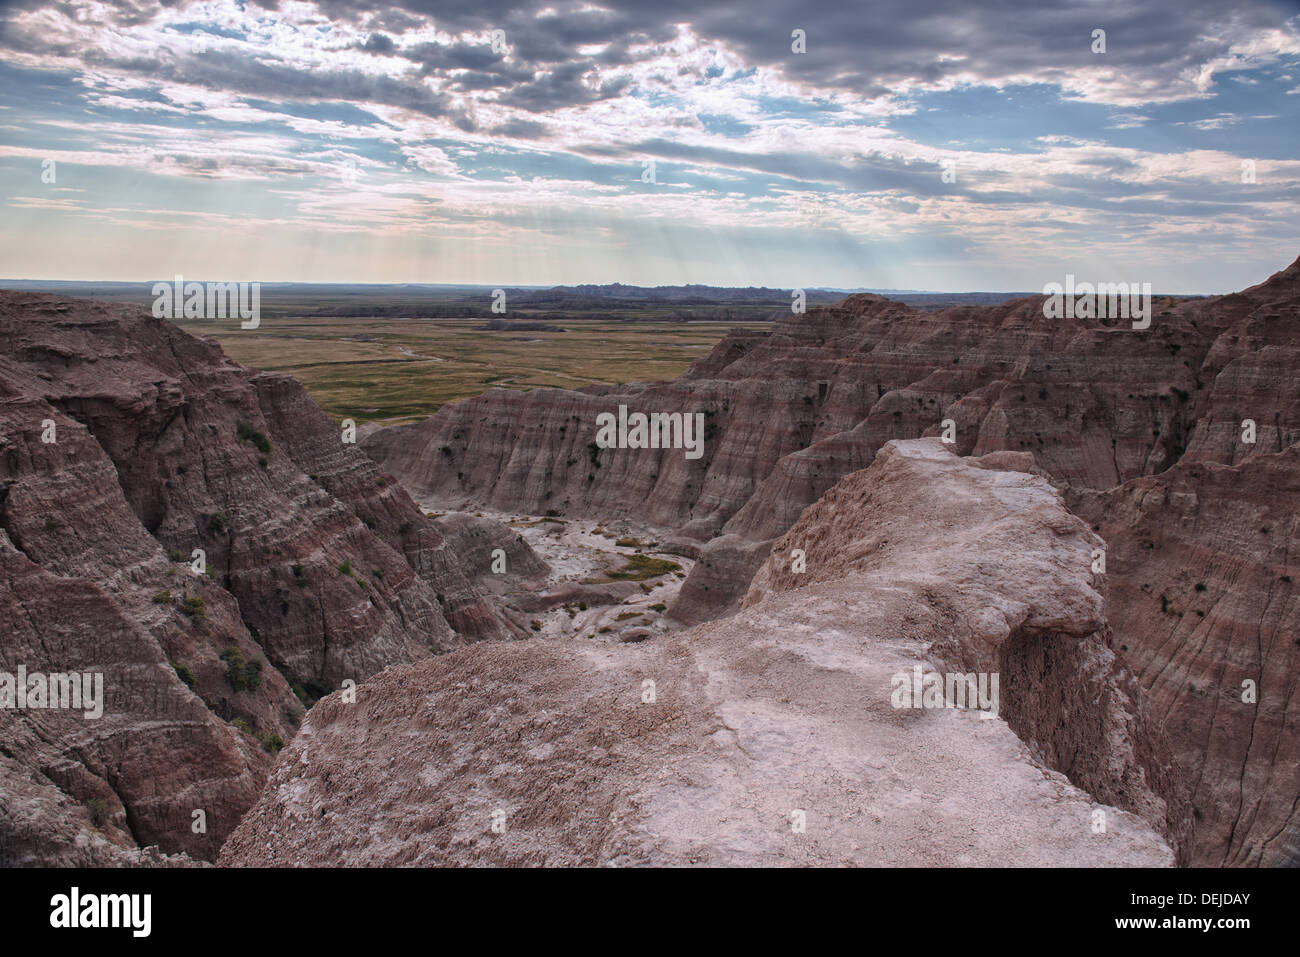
[0,292,541,862]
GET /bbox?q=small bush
[530,620,542,632]
[220,647,262,692]
[86,797,111,828]
[255,731,285,754]
[152,589,172,604]
[337,560,353,576]
[232,717,252,734]
[236,421,271,455]
[171,661,196,689]
[166,547,185,563]
[649,603,667,612]
[372,568,384,580]
[181,596,206,618]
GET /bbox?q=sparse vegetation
[220,647,262,692]
[85,797,111,828]
[171,661,196,689]
[181,596,206,618]
[236,421,271,454]
[152,589,171,604]
[255,730,285,754]
[586,554,682,583]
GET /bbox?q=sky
[0,0,1298,292]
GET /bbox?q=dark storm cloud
[5,0,1295,123]
[316,0,1300,105]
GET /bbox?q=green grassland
[177,317,767,426]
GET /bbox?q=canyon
[3,255,1298,866]
[362,254,1300,867]
[0,292,542,863]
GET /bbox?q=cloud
[0,0,1296,290]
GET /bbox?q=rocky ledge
[220,440,1179,867]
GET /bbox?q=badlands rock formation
[0,292,541,863]
[364,255,1300,866]
[222,441,1177,867]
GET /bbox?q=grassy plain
[177,317,766,425]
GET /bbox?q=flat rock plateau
[6,254,1300,867]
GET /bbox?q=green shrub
[220,647,262,692]
[86,797,111,828]
[337,560,353,576]
[181,596,206,618]
[594,554,681,582]
[255,731,285,754]
[171,661,196,689]
[236,421,271,454]
[152,589,172,604]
